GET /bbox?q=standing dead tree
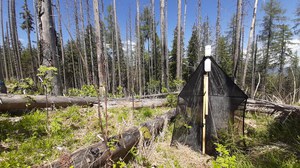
[242,0,258,89]
[38,0,62,95]
[176,0,182,80]
[233,0,243,79]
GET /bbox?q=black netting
[171,57,248,154]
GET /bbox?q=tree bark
[150,0,155,86]
[39,0,62,95]
[242,0,258,89]
[93,0,106,95]
[10,0,23,79]
[80,0,90,85]
[176,0,182,80]
[160,0,168,89]
[8,0,19,79]
[246,99,300,114]
[113,0,122,88]
[56,0,67,92]
[165,0,169,89]
[126,21,130,95]
[215,0,221,62]
[5,23,13,78]
[233,0,243,79]
[197,0,202,63]
[74,0,84,87]
[0,0,8,80]
[182,0,187,74]
[23,0,36,83]
[86,0,96,85]
[129,7,134,97]
[136,0,142,95]
[111,24,116,95]
[33,0,41,66]
[250,36,258,98]
[0,95,98,111]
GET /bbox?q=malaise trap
[171,55,248,155]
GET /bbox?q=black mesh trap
[171,56,248,154]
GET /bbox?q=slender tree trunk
[182,0,187,75]
[126,20,130,95]
[80,0,90,85]
[176,0,182,80]
[56,0,67,92]
[65,3,78,88]
[100,1,110,93]
[33,0,41,66]
[86,0,96,85]
[215,0,221,62]
[263,16,273,97]
[13,0,23,79]
[233,0,243,79]
[24,0,37,83]
[250,36,258,98]
[93,0,106,138]
[151,0,156,82]
[278,26,286,96]
[113,0,122,88]
[0,53,3,81]
[71,42,77,88]
[0,0,8,80]
[160,0,168,90]
[93,0,106,91]
[11,0,23,79]
[8,0,19,79]
[242,0,258,89]
[39,0,62,95]
[74,0,84,87]
[197,0,202,62]
[165,0,169,89]
[136,0,142,96]
[111,26,116,95]
[6,23,13,78]
[129,7,134,96]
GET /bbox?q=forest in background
[0,0,299,104]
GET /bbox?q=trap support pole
[202,45,211,154]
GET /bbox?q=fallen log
[0,94,168,112]
[246,99,300,114]
[0,94,98,111]
[39,109,177,168]
[106,98,167,109]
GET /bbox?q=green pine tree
[217,37,233,76]
[185,25,200,80]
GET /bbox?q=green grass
[0,106,171,167]
[216,113,300,168]
[0,106,103,167]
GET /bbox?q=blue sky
[2,0,299,50]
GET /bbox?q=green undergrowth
[0,106,170,167]
[214,113,300,168]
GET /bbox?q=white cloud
[287,38,300,66]
[288,39,300,55]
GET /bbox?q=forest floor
[0,99,299,167]
[229,112,300,168]
[0,103,211,167]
